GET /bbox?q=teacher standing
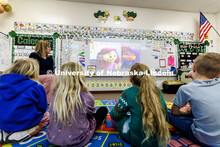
[29,40,54,75]
[29,40,55,104]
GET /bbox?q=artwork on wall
[168,56,175,66]
[114,16,122,24]
[14,22,194,41]
[94,10,110,22]
[159,59,166,68]
[122,11,137,21]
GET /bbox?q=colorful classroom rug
[1,100,200,147]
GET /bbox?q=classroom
[0,0,220,146]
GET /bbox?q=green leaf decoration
[94,10,108,18]
[204,40,210,46]
[53,32,60,39]
[125,11,137,18]
[98,10,102,14]
[174,39,180,45]
[94,13,99,18]
[9,31,17,37]
[101,12,105,17]
[127,12,131,17]
[133,13,137,18]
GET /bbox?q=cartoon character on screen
[97,48,119,69]
[121,47,140,69]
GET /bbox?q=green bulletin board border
[11,34,56,65]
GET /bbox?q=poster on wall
[14,36,54,48]
[12,34,55,63]
[177,41,206,68]
[0,33,11,71]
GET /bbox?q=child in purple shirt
[47,62,107,147]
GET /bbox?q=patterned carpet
[1,100,200,147]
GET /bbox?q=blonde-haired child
[110,63,170,147]
[47,62,108,146]
[0,58,48,144]
[169,52,220,146]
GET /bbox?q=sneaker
[5,123,43,144]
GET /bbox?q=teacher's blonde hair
[35,40,51,58]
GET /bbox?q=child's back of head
[130,63,170,146]
[3,58,39,81]
[52,62,89,126]
[194,52,220,79]
[0,58,47,135]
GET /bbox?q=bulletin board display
[58,38,178,76]
[141,39,177,75]
[14,22,195,77]
[0,32,11,71]
[11,34,56,64]
[177,41,206,68]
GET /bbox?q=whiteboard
[58,38,177,76]
[141,39,177,76]
[59,39,89,71]
[0,33,11,72]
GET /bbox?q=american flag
[200,12,212,43]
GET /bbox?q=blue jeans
[168,110,212,147]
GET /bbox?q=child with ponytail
[110,63,170,147]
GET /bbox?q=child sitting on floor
[47,62,108,147]
[110,63,170,147]
[169,52,220,146]
[0,58,48,144]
